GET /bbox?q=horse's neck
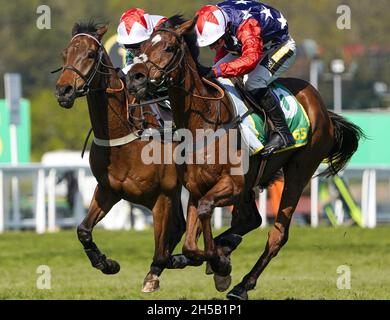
[87,55,132,140]
[170,54,229,133]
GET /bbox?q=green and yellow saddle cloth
[217,78,311,156]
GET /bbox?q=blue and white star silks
[218,0,290,46]
[277,14,287,29]
[260,7,273,20]
[235,0,250,4]
[241,8,252,19]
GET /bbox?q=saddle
[229,78,273,135]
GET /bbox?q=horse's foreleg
[197,176,243,279]
[227,156,323,300]
[142,193,172,293]
[181,195,204,260]
[77,185,120,275]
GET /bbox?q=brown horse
[126,17,364,300]
[54,22,189,293]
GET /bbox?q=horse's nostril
[63,85,74,96]
[134,73,146,81]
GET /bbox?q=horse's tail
[320,111,365,177]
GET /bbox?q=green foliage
[30,90,90,161]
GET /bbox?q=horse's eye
[88,51,96,59]
[165,46,176,53]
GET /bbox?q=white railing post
[361,169,369,227]
[213,207,223,230]
[310,174,319,227]
[367,170,377,228]
[0,170,4,233]
[35,169,46,234]
[75,169,86,224]
[362,169,377,228]
[258,189,268,228]
[47,169,57,232]
[11,176,21,230]
[334,199,344,225]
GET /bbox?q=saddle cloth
[217,78,311,156]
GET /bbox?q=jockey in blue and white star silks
[195,0,296,156]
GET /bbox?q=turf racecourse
[0,226,389,300]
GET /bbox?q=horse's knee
[198,200,214,220]
[77,225,92,246]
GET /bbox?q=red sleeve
[214,18,263,78]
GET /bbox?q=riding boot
[249,88,295,157]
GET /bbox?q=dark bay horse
[54,22,187,293]
[126,17,364,300]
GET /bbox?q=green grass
[0,226,389,300]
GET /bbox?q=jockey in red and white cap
[195,0,296,156]
[117,8,167,74]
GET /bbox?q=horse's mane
[160,15,200,62]
[72,20,105,37]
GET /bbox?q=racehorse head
[126,16,198,101]
[55,21,108,108]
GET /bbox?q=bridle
[52,33,117,97]
[142,27,187,89]
[133,27,225,104]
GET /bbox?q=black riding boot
[249,88,295,157]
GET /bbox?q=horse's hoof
[101,259,120,275]
[205,262,213,275]
[210,255,232,277]
[227,286,248,301]
[142,274,160,293]
[213,274,232,292]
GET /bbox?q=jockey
[195,0,296,156]
[117,8,167,75]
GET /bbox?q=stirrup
[260,132,293,157]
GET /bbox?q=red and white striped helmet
[117,8,166,45]
[195,5,229,47]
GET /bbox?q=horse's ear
[71,23,79,37]
[96,24,109,40]
[176,16,198,36]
